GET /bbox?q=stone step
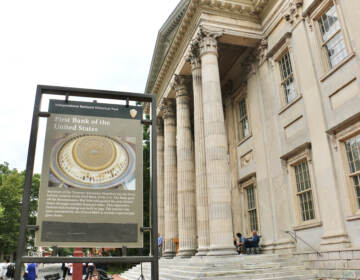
[159,259,300,267]
[122,271,316,280]
[159,254,292,264]
[127,269,312,278]
[164,261,301,270]
[120,253,316,280]
[136,260,302,272]
[158,257,300,267]
[130,264,306,275]
[122,268,315,280]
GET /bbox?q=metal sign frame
[15,85,158,280]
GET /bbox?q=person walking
[61,263,68,280]
[0,260,9,280]
[5,263,15,280]
[24,263,37,280]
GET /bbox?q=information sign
[35,100,143,248]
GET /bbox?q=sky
[0,0,180,173]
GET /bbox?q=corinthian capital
[187,40,201,71]
[160,98,176,119]
[172,75,192,98]
[196,25,224,57]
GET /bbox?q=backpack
[6,264,15,278]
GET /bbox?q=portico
[155,20,260,256]
[148,0,360,261]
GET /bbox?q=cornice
[145,0,190,94]
[153,1,201,97]
[252,0,271,14]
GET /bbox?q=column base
[177,249,196,258]
[195,248,209,256]
[163,238,176,258]
[320,233,351,250]
[163,250,176,259]
[207,246,237,256]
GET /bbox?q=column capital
[196,25,223,57]
[157,117,164,135]
[172,75,192,98]
[160,98,176,119]
[187,40,201,71]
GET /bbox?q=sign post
[14,85,158,280]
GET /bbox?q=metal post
[15,86,42,280]
[150,95,159,279]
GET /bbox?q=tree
[0,162,39,259]
[0,163,23,258]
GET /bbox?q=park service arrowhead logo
[130,109,138,118]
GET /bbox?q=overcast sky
[0,0,180,173]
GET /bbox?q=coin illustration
[49,134,136,190]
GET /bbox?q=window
[294,161,315,221]
[246,184,258,232]
[241,177,260,234]
[237,98,249,141]
[345,135,360,209]
[285,147,321,229]
[279,52,297,104]
[318,4,347,69]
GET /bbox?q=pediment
[145,0,190,94]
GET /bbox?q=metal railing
[285,230,321,256]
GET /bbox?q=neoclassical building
[147,0,360,267]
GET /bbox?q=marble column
[161,99,178,258]
[173,75,197,257]
[187,42,210,256]
[156,117,165,239]
[197,26,236,255]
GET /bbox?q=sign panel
[35,100,143,248]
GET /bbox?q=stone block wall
[295,249,360,279]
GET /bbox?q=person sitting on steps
[234,233,246,254]
[244,231,260,252]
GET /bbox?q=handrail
[285,230,322,256]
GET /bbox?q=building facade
[146,0,360,268]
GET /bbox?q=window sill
[320,52,356,82]
[293,220,322,231]
[237,134,252,147]
[278,95,302,115]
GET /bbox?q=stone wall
[295,249,360,279]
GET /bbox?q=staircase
[120,253,317,280]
